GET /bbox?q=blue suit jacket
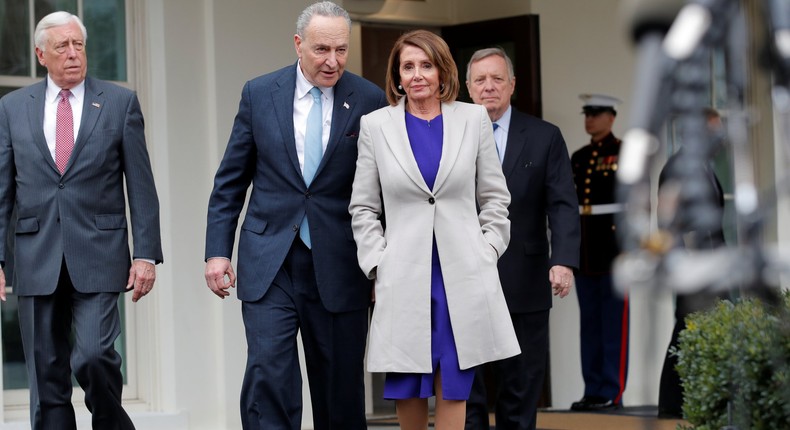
[498,109,580,313]
[205,64,386,312]
[0,77,163,295]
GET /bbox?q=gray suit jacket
[0,77,163,295]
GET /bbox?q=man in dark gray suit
[0,11,162,430]
[203,2,386,429]
[465,48,580,430]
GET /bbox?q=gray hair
[296,1,351,37]
[35,11,87,51]
[466,47,514,83]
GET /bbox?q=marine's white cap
[580,93,622,115]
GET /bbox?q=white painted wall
[344,0,529,25]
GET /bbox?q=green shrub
[674,292,790,430]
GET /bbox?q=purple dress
[382,112,475,401]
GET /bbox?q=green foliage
[674,292,790,430]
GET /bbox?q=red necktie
[55,89,74,173]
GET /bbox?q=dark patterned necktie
[55,89,74,173]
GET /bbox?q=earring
[398,84,403,90]
[440,83,445,92]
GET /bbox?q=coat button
[305,191,311,198]
[58,183,65,189]
[428,197,435,204]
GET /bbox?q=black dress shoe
[657,407,683,419]
[570,396,621,411]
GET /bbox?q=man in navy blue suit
[464,48,580,430]
[203,2,386,429]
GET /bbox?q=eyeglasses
[52,40,85,54]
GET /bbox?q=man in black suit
[464,47,580,430]
[657,107,727,418]
[0,11,162,430]
[203,2,386,429]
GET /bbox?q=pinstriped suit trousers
[18,258,134,430]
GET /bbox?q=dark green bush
[674,292,790,430]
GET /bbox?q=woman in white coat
[349,30,520,430]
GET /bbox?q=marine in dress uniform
[569,94,629,411]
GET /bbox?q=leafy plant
[674,291,790,430]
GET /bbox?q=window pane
[85,0,127,81]
[34,0,78,23]
[0,0,31,76]
[0,87,19,98]
[711,49,727,110]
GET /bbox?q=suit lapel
[272,66,301,180]
[320,73,354,177]
[433,101,464,194]
[381,98,431,194]
[66,77,103,175]
[26,81,57,173]
[501,112,527,178]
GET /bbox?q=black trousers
[466,310,550,430]
[658,291,723,416]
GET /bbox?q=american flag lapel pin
[343,101,350,109]
[92,102,101,108]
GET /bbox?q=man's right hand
[205,258,236,299]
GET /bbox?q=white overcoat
[349,98,521,372]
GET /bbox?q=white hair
[34,11,87,51]
[295,1,351,37]
[466,47,515,83]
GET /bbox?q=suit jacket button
[58,183,65,189]
[428,197,435,204]
[305,191,311,198]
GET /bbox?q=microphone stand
[616,1,790,429]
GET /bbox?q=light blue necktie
[300,86,323,248]
[493,122,503,163]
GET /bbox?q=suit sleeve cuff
[134,258,156,265]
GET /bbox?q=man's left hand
[549,265,574,298]
[127,260,156,302]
